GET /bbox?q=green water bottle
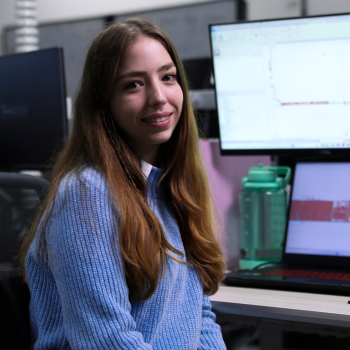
[239,164,291,269]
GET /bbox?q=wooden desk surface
[210,285,350,329]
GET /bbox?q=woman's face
[109,36,183,165]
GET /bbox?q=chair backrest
[0,172,50,269]
[0,269,31,349]
[0,172,50,349]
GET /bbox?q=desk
[210,286,350,349]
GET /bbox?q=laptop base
[224,267,350,296]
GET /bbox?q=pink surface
[200,140,270,268]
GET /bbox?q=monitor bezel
[209,12,350,157]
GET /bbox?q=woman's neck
[139,146,159,167]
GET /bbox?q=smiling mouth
[143,114,170,123]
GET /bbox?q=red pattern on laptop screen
[290,200,350,222]
[260,268,350,281]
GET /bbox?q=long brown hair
[20,18,225,301]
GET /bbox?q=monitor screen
[0,48,67,169]
[209,13,350,156]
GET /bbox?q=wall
[200,141,270,268]
[307,0,350,16]
[245,0,350,20]
[0,0,220,56]
[4,0,350,41]
[246,0,301,20]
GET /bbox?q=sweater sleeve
[197,294,227,350]
[46,170,152,350]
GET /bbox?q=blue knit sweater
[26,164,226,350]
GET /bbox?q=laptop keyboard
[258,268,350,281]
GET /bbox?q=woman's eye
[125,81,141,90]
[163,74,177,82]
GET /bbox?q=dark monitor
[209,13,350,156]
[0,48,67,169]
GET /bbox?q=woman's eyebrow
[159,63,176,72]
[116,62,176,82]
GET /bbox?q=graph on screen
[211,14,350,152]
[290,200,350,222]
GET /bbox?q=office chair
[0,172,50,349]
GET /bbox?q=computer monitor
[209,13,350,156]
[0,47,68,169]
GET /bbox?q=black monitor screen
[209,13,350,156]
[0,47,67,169]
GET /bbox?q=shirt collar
[141,160,165,199]
[141,160,153,179]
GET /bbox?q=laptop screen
[285,162,350,257]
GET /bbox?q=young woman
[21,18,226,349]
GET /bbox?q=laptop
[224,160,350,296]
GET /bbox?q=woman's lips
[142,113,172,126]
[145,115,169,123]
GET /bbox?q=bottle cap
[242,164,291,191]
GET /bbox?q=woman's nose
[148,80,167,106]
